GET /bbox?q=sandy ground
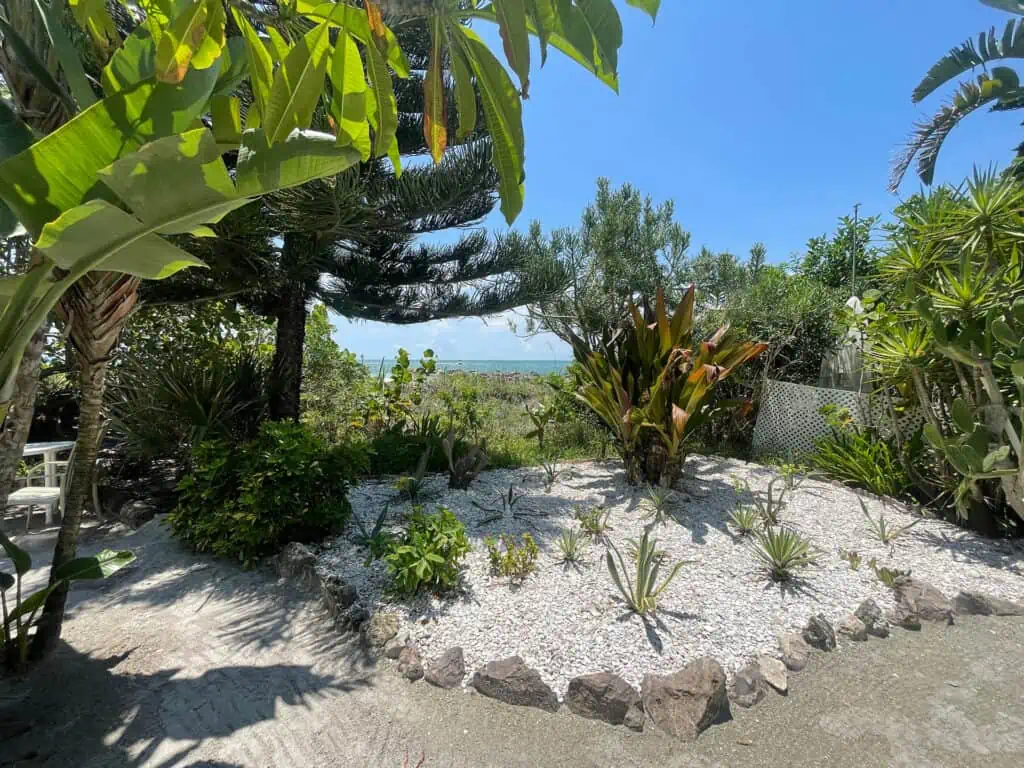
[2,518,1023,768]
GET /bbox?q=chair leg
[45,501,55,526]
[24,505,32,532]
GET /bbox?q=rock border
[275,545,1023,743]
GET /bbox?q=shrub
[809,407,910,498]
[752,527,817,582]
[168,423,367,567]
[570,287,766,486]
[383,507,470,594]
[485,533,539,580]
[606,529,686,616]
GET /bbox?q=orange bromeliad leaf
[365,0,387,45]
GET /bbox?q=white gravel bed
[315,456,1024,698]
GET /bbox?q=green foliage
[869,559,911,589]
[727,505,761,536]
[574,505,612,538]
[860,499,922,551]
[571,287,767,486]
[793,214,882,292]
[752,527,817,582]
[168,423,367,567]
[1,531,134,667]
[605,529,686,616]
[359,349,437,434]
[484,533,538,581]
[539,456,561,491]
[302,303,369,440]
[731,476,790,528]
[809,410,911,499]
[394,448,433,503]
[383,507,471,594]
[556,527,589,564]
[442,426,489,490]
[641,486,677,525]
[839,549,862,571]
[351,506,396,567]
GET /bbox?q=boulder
[398,645,424,682]
[275,542,318,589]
[384,631,412,660]
[756,655,788,695]
[565,672,642,726]
[953,591,1024,617]
[728,662,764,709]
[837,614,868,642]
[623,705,646,732]
[425,647,466,689]
[854,598,891,638]
[471,657,559,713]
[361,612,399,647]
[640,657,729,742]
[802,615,837,651]
[120,500,158,529]
[778,633,810,671]
[320,574,359,624]
[893,578,954,626]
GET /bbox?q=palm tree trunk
[31,272,138,658]
[269,279,308,422]
[0,324,47,508]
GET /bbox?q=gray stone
[384,631,412,660]
[565,672,642,726]
[398,645,423,682]
[120,500,158,529]
[640,657,729,742]
[425,647,466,689]
[471,656,559,713]
[729,662,764,708]
[361,612,399,647]
[802,614,836,651]
[623,705,645,732]
[338,603,369,631]
[954,591,1024,617]
[855,598,891,638]
[837,613,868,642]
[275,542,318,589]
[756,655,788,695]
[320,574,359,624]
[778,633,810,671]
[893,578,954,626]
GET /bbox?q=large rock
[384,631,412,660]
[757,655,788,695]
[837,614,868,642]
[398,645,424,682]
[565,672,642,726]
[855,598,891,638]
[640,657,729,742]
[120,500,158,529]
[802,615,837,651]
[953,591,1024,617]
[778,633,810,671]
[471,657,559,713]
[275,542,318,590]
[320,574,359,625]
[728,662,764,709]
[893,578,954,627]
[361,612,399,647]
[425,647,466,689]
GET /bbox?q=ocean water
[364,359,571,375]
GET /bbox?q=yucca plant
[539,456,561,492]
[728,505,761,536]
[641,485,677,525]
[860,499,922,551]
[569,287,766,486]
[606,529,686,616]
[732,476,789,527]
[752,527,818,582]
[557,527,588,564]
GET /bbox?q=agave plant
[606,529,686,616]
[860,499,922,552]
[752,527,817,582]
[570,287,766,486]
[641,485,677,525]
[557,527,589,564]
[728,505,761,536]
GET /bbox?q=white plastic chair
[7,444,76,530]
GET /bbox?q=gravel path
[316,456,1024,698]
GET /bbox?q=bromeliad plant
[606,529,686,616]
[751,526,818,582]
[641,485,677,526]
[569,287,766,486]
[2,532,134,667]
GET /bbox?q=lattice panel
[751,379,926,459]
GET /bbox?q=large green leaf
[329,31,371,160]
[0,101,35,237]
[155,0,226,83]
[494,0,531,95]
[526,0,557,64]
[576,0,623,77]
[0,69,221,238]
[455,26,524,223]
[52,548,136,581]
[212,36,249,98]
[0,572,13,591]
[424,14,447,163]
[0,530,30,576]
[364,29,399,165]
[235,128,361,197]
[625,0,660,20]
[449,31,477,141]
[304,2,411,78]
[0,14,75,113]
[102,26,156,94]
[34,0,97,109]
[231,9,274,122]
[263,22,332,145]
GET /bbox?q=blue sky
[333,0,1023,362]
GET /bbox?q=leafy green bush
[485,533,539,580]
[168,423,368,567]
[809,410,910,498]
[383,507,470,594]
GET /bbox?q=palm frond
[913,18,1024,103]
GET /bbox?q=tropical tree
[794,213,881,293]
[522,177,691,347]
[890,0,1024,190]
[0,0,659,659]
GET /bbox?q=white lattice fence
[751,379,926,459]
